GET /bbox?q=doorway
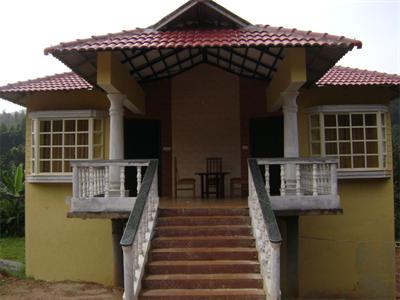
[124,119,162,196]
[249,115,283,195]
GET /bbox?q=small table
[195,172,229,198]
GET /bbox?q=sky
[0,0,399,112]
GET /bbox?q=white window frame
[27,110,105,183]
[305,105,390,179]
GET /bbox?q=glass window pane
[339,156,351,169]
[77,147,88,159]
[64,134,75,145]
[339,128,350,140]
[64,161,72,173]
[353,142,365,154]
[40,147,50,159]
[324,114,336,127]
[353,156,365,168]
[53,134,62,145]
[381,113,386,125]
[366,142,378,154]
[311,129,320,141]
[325,129,337,141]
[325,143,337,155]
[52,161,62,172]
[65,120,76,132]
[77,133,88,145]
[352,128,364,140]
[365,114,376,126]
[351,114,363,126]
[52,147,62,159]
[65,147,75,159]
[40,121,51,132]
[53,120,63,132]
[367,156,379,168]
[40,160,50,172]
[40,134,51,145]
[77,120,88,131]
[365,128,377,140]
[339,142,351,154]
[338,114,350,126]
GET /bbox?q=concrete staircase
[140,207,266,299]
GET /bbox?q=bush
[0,164,24,237]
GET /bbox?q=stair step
[151,236,255,248]
[149,247,258,261]
[142,273,263,289]
[146,260,260,274]
[157,215,251,226]
[155,225,252,237]
[140,288,265,299]
[159,208,249,217]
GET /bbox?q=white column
[281,91,299,158]
[108,93,125,192]
[281,91,299,192]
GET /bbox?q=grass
[0,237,25,264]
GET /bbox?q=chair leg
[193,183,196,199]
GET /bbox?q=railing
[120,159,159,300]
[248,158,282,300]
[71,160,148,199]
[256,157,338,197]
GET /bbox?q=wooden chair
[174,157,196,198]
[206,157,222,197]
[230,177,248,198]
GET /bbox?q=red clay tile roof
[0,72,92,93]
[44,26,362,54]
[317,66,400,86]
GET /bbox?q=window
[30,110,104,175]
[308,105,388,171]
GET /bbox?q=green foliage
[1,164,24,197]
[0,111,25,237]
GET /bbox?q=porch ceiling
[120,46,284,83]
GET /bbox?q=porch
[67,158,341,218]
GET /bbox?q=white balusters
[330,162,338,195]
[264,164,270,196]
[104,166,110,198]
[89,167,94,198]
[295,164,301,196]
[120,166,125,197]
[312,163,318,196]
[136,166,142,195]
[71,161,148,200]
[280,164,286,196]
[254,158,338,198]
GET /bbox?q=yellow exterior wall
[297,86,396,298]
[266,48,306,111]
[25,90,114,285]
[97,51,145,113]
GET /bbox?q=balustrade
[121,160,159,300]
[71,160,148,200]
[257,158,338,197]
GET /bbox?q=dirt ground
[0,273,123,300]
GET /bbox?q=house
[1,0,399,299]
